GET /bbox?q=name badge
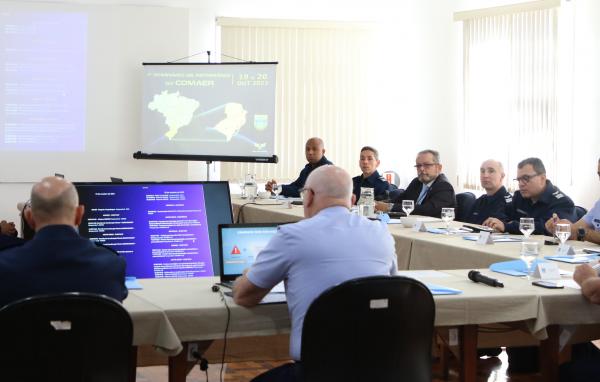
[476,231,494,245]
[556,244,576,256]
[533,262,561,280]
[413,221,427,232]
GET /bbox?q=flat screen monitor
[75,181,232,278]
[139,62,278,163]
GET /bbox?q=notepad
[424,283,462,295]
[544,255,598,264]
[489,259,546,277]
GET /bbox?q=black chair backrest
[0,292,133,382]
[575,206,588,221]
[456,192,477,222]
[301,275,435,382]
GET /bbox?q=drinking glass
[555,223,571,249]
[519,217,535,239]
[238,178,247,199]
[402,200,415,217]
[441,208,455,234]
[520,241,539,280]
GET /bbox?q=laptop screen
[75,181,233,279]
[219,223,281,281]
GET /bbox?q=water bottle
[357,187,375,217]
[244,174,258,201]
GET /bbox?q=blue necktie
[416,185,429,205]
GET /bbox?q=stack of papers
[545,255,599,264]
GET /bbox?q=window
[456,2,567,191]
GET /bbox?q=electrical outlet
[187,342,199,362]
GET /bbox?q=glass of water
[402,200,414,217]
[555,223,571,249]
[519,217,535,239]
[520,241,539,280]
[441,208,455,234]
[238,178,247,199]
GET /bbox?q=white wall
[0,1,190,223]
[187,0,459,189]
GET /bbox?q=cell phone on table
[462,224,493,233]
[532,280,564,289]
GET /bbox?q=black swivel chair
[301,275,435,382]
[456,192,476,222]
[575,206,588,221]
[0,292,133,382]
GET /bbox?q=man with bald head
[265,137,333,197]
[235,165,397,381]
[464,159,512,224]
[0,176,127,307]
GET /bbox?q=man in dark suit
[0,176,127,307]
[375,149,456,217]
[265,137,333,197]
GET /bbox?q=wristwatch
[577,228,586,241]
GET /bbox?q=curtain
[217,17,376,183]
[459,6,560,191]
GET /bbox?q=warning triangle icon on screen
[231,245,241,255]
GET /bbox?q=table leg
[129,346,138,382]
[539,325,560,382]
[168,341,213,382]
[459,325,478,382]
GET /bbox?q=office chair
[301,275,435,382]
[0,292,133,382]
[575,206,588,221]
[455,192,476,222]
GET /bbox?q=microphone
[468,270,504,288]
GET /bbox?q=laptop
[218,222,287,290]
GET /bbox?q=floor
[135,348,542,382]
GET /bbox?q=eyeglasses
[514,173,540,184]
[414,163,437,169]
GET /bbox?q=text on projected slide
[0,12,86,151]
[79,184,213,278]
[141,64,276,158]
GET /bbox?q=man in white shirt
[234,165,398,382]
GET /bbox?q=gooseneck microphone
[468,270,504,288]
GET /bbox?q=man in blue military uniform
[483,157,576,235]
[352,146,397,203]
[0,176,128,307]
[465,159,512,225]
[545,157,600,245]
[265,137,333,197]
[375,149,456,217]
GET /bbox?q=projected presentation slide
[0,12,87,152]
[76,182,233,279]
[141,63,276,159]
[220,225,279,276]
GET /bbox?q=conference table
[123,198,600,382]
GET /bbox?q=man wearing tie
[375,149,456,217]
